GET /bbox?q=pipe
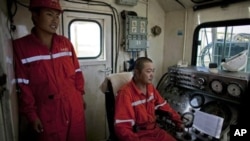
[182,9,188,62]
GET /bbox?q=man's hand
[172,118,185,132]
[176,123,185,132]
[33,118,44,133]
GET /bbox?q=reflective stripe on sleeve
[132,95,154,106]
[75,68,82,72]
[155,101,167,109]
[16,78,29,84]
[115,119,135,126]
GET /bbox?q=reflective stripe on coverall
[114,80,182,141]
[13,33,86,141]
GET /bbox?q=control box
[124,16,148,51]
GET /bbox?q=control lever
[183,128,192,140]
[156,109,187,138]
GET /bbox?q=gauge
[200,101,232,130]
[210,80,223,93]
[181,112,194,128]
[189,93,205,108]
[197,77,206,85]
[227,83,242,97]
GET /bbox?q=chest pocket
[58,56,76,90]
[133,94,156,123]
[146,94,156,115]
[28,61,48,85]
[61,57,75,79]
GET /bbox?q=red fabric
[114,80,181,141]
[13,33,86,141]
[29,0,62,11]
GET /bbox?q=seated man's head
[133,57,155,84]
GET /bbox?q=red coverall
[13,32,86,141]
[114,80,182,141]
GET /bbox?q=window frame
[191,18,250,72]
[68,19,103,59]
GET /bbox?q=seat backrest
[101,72,133,141]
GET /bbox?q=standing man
[13,0,86,140]
[114,57,183,141]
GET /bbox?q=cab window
[69,20,102,59]
[191,19,250,72]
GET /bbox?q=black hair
[134,57,153,72]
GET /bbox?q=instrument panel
[157,66,250,141]
[167,66,249,104]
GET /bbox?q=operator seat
[100,72,178,141]
[100,72,133,141]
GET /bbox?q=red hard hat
[29,0,62,11]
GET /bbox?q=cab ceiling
[156,0,249,12]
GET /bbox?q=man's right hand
[33,118,44,133]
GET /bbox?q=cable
[7,0,18,40]
[175,0,186,8]
[156,72,169,90]
[16,0,29,8]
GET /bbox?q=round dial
[227,83,241,97]
[197,77,206,85]
[210,80,223,93]
[181,112,194,128]
[189,94,205,108]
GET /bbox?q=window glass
[69,20,101,59]
[192,19,250,72]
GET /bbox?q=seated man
[114,57,183,141]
